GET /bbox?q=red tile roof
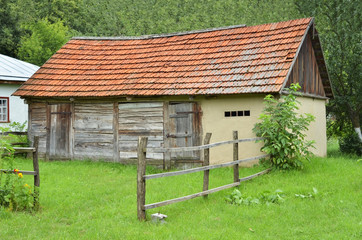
[14,18,314,98]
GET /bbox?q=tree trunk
[349,109,362,142]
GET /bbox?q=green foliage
[296,0,362,142]
[0,0,22,57]
[18,18,70,66]
[226,188,285,206]
[339,132,362,156]
[295,187,318,199]
[0,126,34,212]
[253,83,315,169]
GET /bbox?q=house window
[0,97,9,122]
[224,110,250,117]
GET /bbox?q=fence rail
[137,131,270,221]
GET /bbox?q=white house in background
[0,54,39,126]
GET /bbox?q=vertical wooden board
[166,102,201,162]
[49,103,71,160]
[113,102,120,162]
[29,102,47,156]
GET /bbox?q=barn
[13,17,332,168]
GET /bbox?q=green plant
[295,187,318,199]
[225,188,285,206]
[339,132,362,156]
[0,126,34,212]
[253,83,315,169]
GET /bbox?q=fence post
[203,133,212,198]
[137,136,148,221]
[233,131,239,183]
[32,136,40,209]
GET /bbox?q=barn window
[0,97,9,122]
[224,110,250,117]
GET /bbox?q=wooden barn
[13,17,333,167]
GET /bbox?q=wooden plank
[233,131,239,183]
[0,131,27,136]
[137,137,148,221]
[203,133,212,198]
[163,101,171,170]
[147,137,265,153]
[13,147,36,153]
[119,102,163,109]
[119,151,163,159]
[144,154,269,180]
[32,136,40,210]
[0,170,37,175]
[239,168,271,182]
[0,147,36,153]
[113,102,120,162]
[144,182,241,210]
[45,104,50,160]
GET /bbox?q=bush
[339,132,362,156]
[253,83,315,169]
[0,125,35,212]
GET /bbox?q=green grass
[0,146,361,240]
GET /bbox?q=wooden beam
[0,131,27,136]
[0,147,36,153]
[144,182,241,210]
[202,133,212,198]
[239,168,271,182]
[147,137,265,153]
[144,154,269,180]
[137,137,148,221]
[233,131,239,183]
[113,102,120,162]
[0,170,37,175]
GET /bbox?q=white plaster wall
[0,84,28,127]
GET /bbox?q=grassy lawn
[1,143,361,239]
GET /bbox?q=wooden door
[48,103,71,160]
[166,102,201,161]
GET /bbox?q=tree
[0,0,22,57]
[253,84,315,169]
[17,18,69,66]
[296,0,362,142]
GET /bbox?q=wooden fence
[137,131,270,221]
[0,134,40,208]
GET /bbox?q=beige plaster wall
[200,95,266,166]
[200,95,327,166]
[296,97,327,157]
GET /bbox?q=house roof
[14,17,330,98]
[0,54,40,82]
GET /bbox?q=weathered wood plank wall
[286,32,326,97]
[118,102,164,161]
[28,100,201,166]
[73,103,114,160]
[29,102,47,158]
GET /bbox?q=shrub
[0,125,34,212]
[253,83,315,169]
[339,132,362,156]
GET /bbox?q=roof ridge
[72,17,312,41]
[72,24,247,41]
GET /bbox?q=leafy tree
[0,0,22,57]
[296,0,362,142]
[17,18,69,66]
[253,84,315,170]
